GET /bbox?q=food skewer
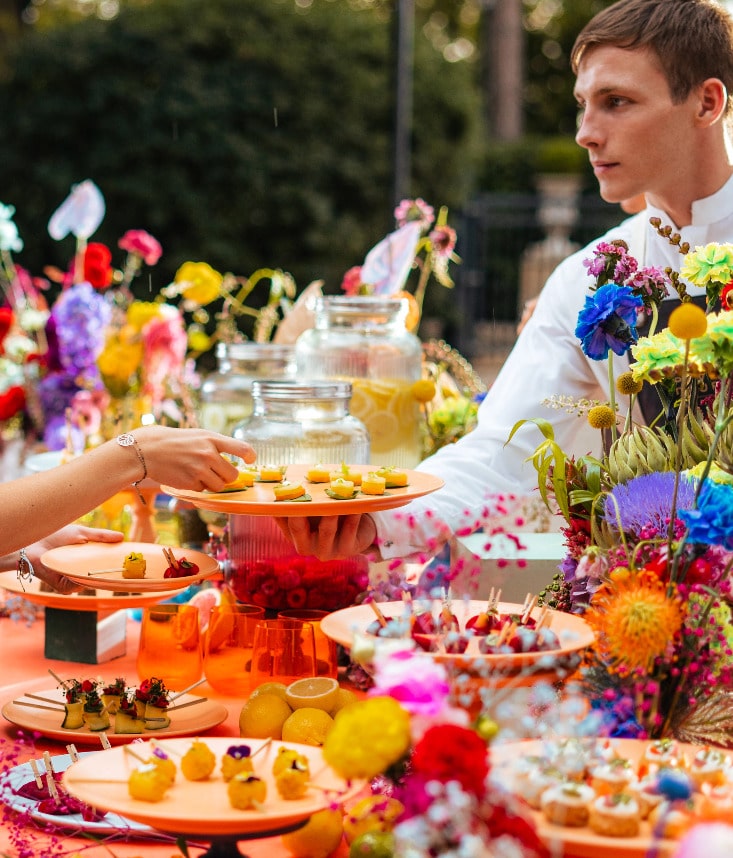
[48,669,70,689]
[13,700,66,713]
[168,678,206,703]
[24,692,66,707]
[166,696,208,713]
[521,595,537,625]
[86,568,127,577]
[369,600,388,628]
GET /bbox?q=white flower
[48,179,105,240]
[18,307,50,333]
[0,203,23,253]
[3,333,36,361]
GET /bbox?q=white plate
[0,752,152,835]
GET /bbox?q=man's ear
[697,77,728,126]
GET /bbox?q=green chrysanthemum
[703,310,733,376]
[680,243,733,288]
[630,330,691,381]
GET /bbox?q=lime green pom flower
[680,243,733,289]
[630,330,690,381]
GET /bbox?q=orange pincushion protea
[585,568,683,674]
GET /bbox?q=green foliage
[0,0,479,314]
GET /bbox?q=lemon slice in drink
[284,676,340,712]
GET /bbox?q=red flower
[0,307,13,348]
[721,280,733,311]
[0,386,25,421]
[484,795,549,857]
[410,724,489,798]
[83,242,113,290]
[118,229,162,266]
[341,266,363,296]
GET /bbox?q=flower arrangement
[516,225,733,745]
[322,648,549,858]
[0,180,300,451]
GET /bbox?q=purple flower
[575,283,644,360]
[679,480,733,550]
[583,241,638,287]
[51,281,111,373]
[604,472,697,536]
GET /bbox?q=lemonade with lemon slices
[349,377,422,467]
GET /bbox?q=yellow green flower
[174,261,223,306]
[322,696,411,780]
[680,243,733,288]
[686,461,733,485]
[97,334,144,393]
[630,330,690,381]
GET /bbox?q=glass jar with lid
[294,295,423,467]
[228,379,370,613]
[197,342,296,436]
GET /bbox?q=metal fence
[448,191,623,358]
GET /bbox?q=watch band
[116,433,148,505]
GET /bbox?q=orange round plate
[320,599,595,671]
[162,465,444,517]
[492,738,702,858]
[2,689,227,746]
[0,570,181,611]
[39,542,219,593]
[62,737,365,836]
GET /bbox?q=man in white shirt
[277,0,733,562]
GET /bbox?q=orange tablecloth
[0,610,353,858]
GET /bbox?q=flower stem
[608,357,618,444]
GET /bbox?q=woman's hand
[28,525,124,594]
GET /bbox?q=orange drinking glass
[202,603,266,696]
[250,619,317,687]
[277,608,338,679]
[136,603,203,692]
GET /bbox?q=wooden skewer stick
[251,738,273,759]
[86,568,126,577]
[168,678,206,702]
[149,738,183,758]
[66,744,80,763]
[167,696,208,713]
[23,693,65,708]
[29,758,43,789]
[369,601,388,628]
[63,776,127,784]
[48,669,70,688]
[13,700,66,714]
[521,592,532,614]
[123,745,148,763]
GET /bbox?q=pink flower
[394,198,435,231]
[141,306,188,404]
[369,649,451,716]
[70,388,110,437]
[674,824,733,858]
[118,229,163,266]
[429,225,457,258]
[340,265,364,296]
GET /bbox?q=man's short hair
[571,0,733,115]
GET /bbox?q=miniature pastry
[327,478,358,499]
[122,552,146,579]
[228,773,267,809]
[273,483,307,501]
[540,782,595,827]
[258,465,286,482]
[588,793,641,837]
[128,763,171,803]
[221,744,254,781]
[181,739,216,781]
[305,465,330,483]
[375,466,408,487]
[329,464,363,486]
[688,747,730,790]
[361,472,387,495]
[274,750,310,799]
[589,758,635,796]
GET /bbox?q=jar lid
[215,342,296,361]
[315,295,408,325]
[251,379,353,399]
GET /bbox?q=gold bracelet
[116,433,149,506]
[17,548,34,590]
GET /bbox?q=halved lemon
[284,676,340,712]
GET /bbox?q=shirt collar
[644,173,733,228]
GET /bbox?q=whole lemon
[343,796,404,844]
[281,806,344,858]
[239,693,292,739]
[281,707,334,746]
[329,687,358,716]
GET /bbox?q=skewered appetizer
[181,739,217,781]
[162,546,200,579]
[61,679,96,729]
[127,762,172,803]
[82,688,110,732]
[228,773,267,810]
[122,551,146,579]
[221,745,255,781]
[115,690,146,734]
[101,678,126,714]
[274,747,310,799]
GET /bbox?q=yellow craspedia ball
[668,302,707,340]
[616,371,643,396]
[588,405,616,430]
[411,379,437,403]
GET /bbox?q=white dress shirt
[373,175,733,559]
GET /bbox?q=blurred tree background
[0,0,616,336]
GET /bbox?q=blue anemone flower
[679,479,733,550]
[575,284,644,360]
